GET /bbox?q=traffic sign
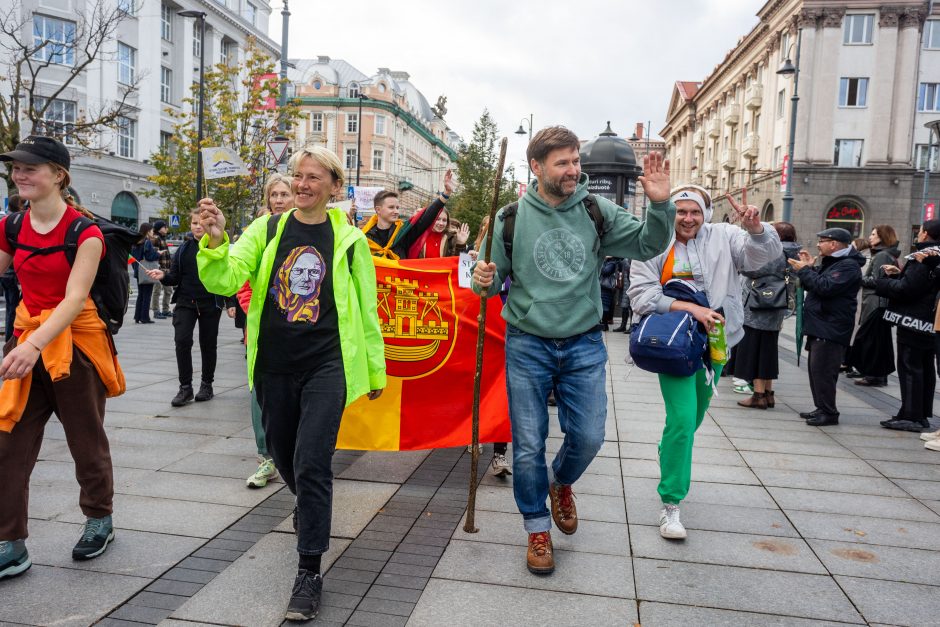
[169,214,181,228]
[267,138,290,164]
[347,185,355,200]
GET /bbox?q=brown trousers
[0,341,113,540]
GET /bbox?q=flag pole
[464,137,508,534]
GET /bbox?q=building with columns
[0,0,278,228]
[661,0,935,249]
[288,57,460,214]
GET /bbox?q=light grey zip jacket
[628,222,782,348]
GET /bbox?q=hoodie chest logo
[533,229,586,282]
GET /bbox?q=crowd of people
[0,131,938,622]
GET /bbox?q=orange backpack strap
[660,244,675,285]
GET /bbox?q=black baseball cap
[0,136,70,170]
[816,227,852,244]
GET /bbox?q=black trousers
[134,282,154,323]
[255,358,346,555]
[807,337,843,416]
[897,342,936,421]
[173,304,222,387]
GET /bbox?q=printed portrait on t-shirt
[270,245,326,323]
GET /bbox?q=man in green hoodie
[472,126,674,575]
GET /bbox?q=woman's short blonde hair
[263,173,293,209]
[288,146,345,188]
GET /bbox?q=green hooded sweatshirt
[196,208,387,405]
[473,173,675,338]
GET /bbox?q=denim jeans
[255,358,346,555]
[505,324,608,533]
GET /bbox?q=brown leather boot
[526,531,554,574]
[765,390,775,408]
[549,482,578,535]
[737,392,768,409]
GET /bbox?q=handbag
[748,271,788,311]
[137,259,159,285]
[629,280,710,377]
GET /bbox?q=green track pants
[656,363,723,504]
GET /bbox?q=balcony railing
[706,118,721,138]
[745,84,763,110]
[723,105,740,126]
[721,149,739,170]
[692,128,704,148]
[741,133,759,159]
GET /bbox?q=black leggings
[173,304,222,387]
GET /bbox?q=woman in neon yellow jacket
[195,146,385,623]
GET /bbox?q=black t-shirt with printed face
[256,214,341,373]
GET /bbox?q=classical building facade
[0,0,278,227]
[661,0,936,248]
[289,57,460,213]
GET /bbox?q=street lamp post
[922,120,940,221]
[515,114,534,184]
[355,92,369,186]
[179,10,207,208]
[776,29,802,224]
[278,1,290,133]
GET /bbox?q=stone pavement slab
[637,601,856,626]
[339,451,430,483]
[767,486,940,522]
[808,538,940,585]
[785,509,940,551]
[633,558,862,622]
[408,580,638,626]
[171,532,349,627]
[272,479,399,538]
[835,576,940,626]
[626,497,799,537]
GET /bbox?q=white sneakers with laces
[489,453,512,477]
[659,504,687,540]
[920,429,940,442]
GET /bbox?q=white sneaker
[489,454,512,477]
[926,439,940,452]
[659,504,687,540]
[920,429,940,442]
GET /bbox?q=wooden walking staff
[464,136,508,534]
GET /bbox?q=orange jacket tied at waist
[0,299,125,432]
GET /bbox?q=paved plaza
[1,311,939,626]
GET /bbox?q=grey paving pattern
[2,311,940,626]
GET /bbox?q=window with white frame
[33,15,76,66]
[117,0,136,16]
[844,14,874,44]
[34,97,76,144]
[310,112,323,132]
[220,39,236,65]
[161,3,172,41]
[915,144,940,171]
[118,42,136,85]
[375,114,386,136]
[372,148,384,171]
[346,113,359,133]
[345,147,358,170]
[160,131,173,152]
[117,116,137,158]
[773,146,782,168]
[192,22,202,58]
[839,77,869,107]
[925,20,940,49]
[160,67,172,103]
[245,2,257,26]
[919,83,940,111]
[779,30,791,62]
[348,83,360,99]
[776,89,786,118]
[834,139,863,167]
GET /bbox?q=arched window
[348,82,360,99]
[110,191,139,229]
[762,202,774,222]
[825,201,865,238]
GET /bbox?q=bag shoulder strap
[499,202,520,263]
[265,213,282,246]
[582,194,604,239]
[62,215,95,267]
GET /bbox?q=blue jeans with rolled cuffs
[505,324,608,533]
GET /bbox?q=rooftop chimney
[317,55,331,64]
[634,123,644,140]
[390,71,410,81]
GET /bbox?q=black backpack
[4,211,141,335]
[499,194,605,264]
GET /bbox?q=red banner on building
[253,73,279,111]
[338,257,511,451]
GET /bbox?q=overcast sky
[271,0,761,170]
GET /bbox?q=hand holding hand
[637,152,671,203]
[0,341,41,380]
[455,223,470,246]
[472,260,497,289]
[199,198,226,248]
[443,169,456,196]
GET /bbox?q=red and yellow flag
[338,256,511,451]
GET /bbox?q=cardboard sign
[458,252,474,289]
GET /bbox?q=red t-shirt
[0,207,105,317]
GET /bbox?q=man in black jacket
[788,228,865,426]
[875,220,940,432]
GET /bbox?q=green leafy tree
[145,37,301,231]
[0,0,139,194]
[448,109,517,242]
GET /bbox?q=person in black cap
[0,136,125,579]
[150,219,173,319]
[788,227,865,425]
